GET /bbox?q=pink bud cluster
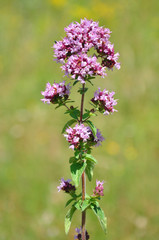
[41,81,71,104]
[61,54,106,83]
[53,18,120,83]
[93,180,104,197]
[91,88,117,115]
[64,124,104,150]
[57,178,76,193]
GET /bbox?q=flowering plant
[41,19,120,240]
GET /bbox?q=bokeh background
[0,0,159,239]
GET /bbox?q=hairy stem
[80,83,86,240]
[80,84,85,123]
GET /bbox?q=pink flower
[41,81,71,104]
[91,88,117,115]
[64,124,91,150]
[93,180,104,197]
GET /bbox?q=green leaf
[85,154,97,163]
[82,199,90,211]
[61,119,77,134]
[70,109,80,120]
[82,112,90,121]
[74,199,82,210]
[85,120,97,137]
[73,80,79,86]
[70,161,87,187]
[65,205,76,234]
[65,100,75,104]
[85,161,94,181]
[74,149,80,159]
[78,88,88,94]
[87,79,94,86]
[55,103,62,109]
[90,203,107,234]
[69,157,76,164]
[87,76,95,80]
[65,198,74,207]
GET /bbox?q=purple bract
[74,227,90,240]
[57,178,76,193]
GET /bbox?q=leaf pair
[65,201,107,235]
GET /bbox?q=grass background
[0,0,159,239]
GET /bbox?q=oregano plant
[41,19,120,240]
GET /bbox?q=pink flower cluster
[61,54,106,83]
[91,88,117,115]
[93,180,104,197]
[41,81,71,104]
[53,18,120,83]
[57,178,76,193]
[64,124,104,150]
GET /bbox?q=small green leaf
[65,198,74,208]
[85,154,97,163]
[87,76,95,80]
[85,161,94,181]
[70,161,87,187]
[73,80,79,86]
[82,199,90,211]
[74,199,82,210]
[82,112,90,121]
[78,88,88,94]
[62,119,77,134]
[65,205,76,234]
[65,100,75,104]
[55,103,62,109]
[90,203,107,234]
[87,79,94,86]
[85,120,97,137]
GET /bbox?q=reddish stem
[80,83,86,240]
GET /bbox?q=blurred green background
[0,0,159,239]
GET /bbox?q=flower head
[64,123,104,150]
[53,18,120,82]
[93,180,104,197]
[91,88,117,115]
[74,227,90,240]
[41,81,71,104]
[57,178,76,193]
